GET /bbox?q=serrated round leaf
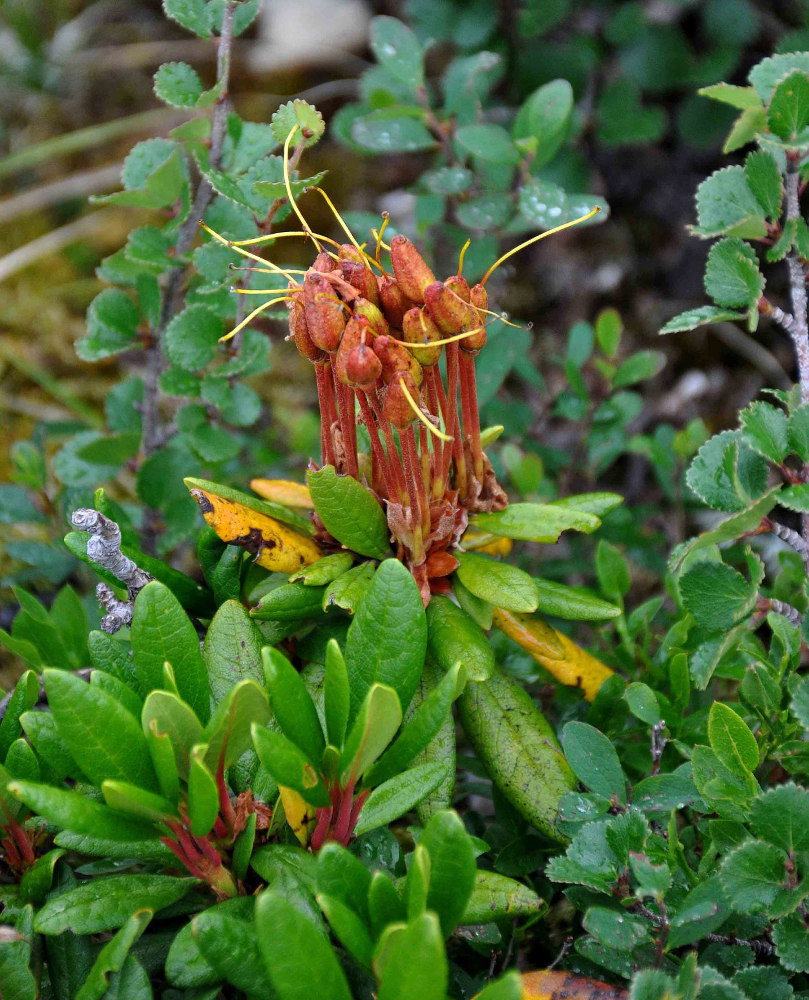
[154,61,204,108]
[767,70,809,141]
[270,100,325,148]
[370,16,424,91]
[164,305,223,371]
[694,165,767,238]
[704,238,764,308]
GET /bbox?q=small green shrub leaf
[426,596,494,682]
[307,465,390,558]
[708,702,759,775]
[455,552,539,612]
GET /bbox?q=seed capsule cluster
[285,233,507,601]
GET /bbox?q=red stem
[333,779,357,846]
[369,390,407,500]
[310,804,333,851]
[315,362,336,466]
[442,343,467,495]
[358,390,392,493]
[404,425,430,536]
[460,353,484,481]
[216,767,237,836]
[348,790,369,833]
[9,819,34,866]
[2,835,21,871]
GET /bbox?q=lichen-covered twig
[71,508,153,633]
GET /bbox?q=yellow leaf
[461,529,513,558]
[188,487,322,573]
[278,786,316,847]
[250,478,314,509]
[521,971,628,1000]
[492,609,614,701]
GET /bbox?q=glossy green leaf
[364,664,459,788]
[141,689,203,780]
[202,600,264,704]
[534,578,621,621]
[324,639,350,748]
[370,16,424,91]
[131,581,210,722]
[35,874,197,935]
[455,552,538,613]
[43,669,157,791]
[291,552,354,586]
[187,743,219,835]
[317,893,374,966]
[461,870,544,924]
[376,911,447,1000]
[251,724,330,807]
[341,683,402,783]
[316,842,372,922]
[0,670,39,759]
[426,595,494,682]
[323,561,375,613]
[255,890,352,1000]
[263,647,325,767]
[307,465,390,558]
[0,904,36,1000]
[251,582,327,622]
[708,702,759,776]
[418,810,476,937]
[354,762,447,835]
[345,559,427,716]
[192,908,273,998]
[473,502,600,542]
[202,678,271,772]
[101,780,177,823]
[459,671,574,838]
[74,909,152,1000]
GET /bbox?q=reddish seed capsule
[402,307,442,367]
[383,372,420,429]
[464,283,489,353]
[303,271,346,353]
[334,315,373,385]
[345,342,382,390]
[288,296,325,363]
[373,335,423,387]
[444,274,470,302]
[379,275,414,327]
[338,245,380,305]
[423,280,479,336]
[390,234,436,304]
[353,297,390,337]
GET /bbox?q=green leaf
[341,683,402,783]
[251,582,327,622]
[0,905,36,1000]
[708,702,759,775]
[307,465,390,558]
[598,78,666,145]
[163,0,211,37]
[417,810,476,937]
[461,870,544,924]
[768,71,809,141]
[322,561,375,614]
[202,678,272,772]
[744,150,783,218]
[131,581,210,722]
[788,404,809,461]
[0,670,39,760]
[187,743,219,836]
[251,724,330,807]
[563,721,627,803]
[316,893,374,967]
[679,561,757,631]
[164,304,223,372]
[513,79,573,168]
[192,907,269,995]
[345,559,427,715]
[316,842,372,920]
[350,110,436,153]
[255,890,352,1000]
[184,477,312,535]
[354,762,447,835]
[142,689,203,780]
[750,783,809,854]
[456,193,514,230]
[456,124,520,164]
[773,912,809,971]
[721,840,799,914]
[699,83,763,109]
[704,237,765,308]
[370,16,424,91]
[455,552,538,613]
[270,100,325,148]
[202,599,264,704]
[584,906,650,950]
[624,682,662,725]
[154,61,223,109]
[777,484,809,512]
[43,670,157,791]
[475,972,523,1000]
[595,538,631,601]
[263,647,325,767]
[693,166,767,239]
[363,664,458,789]
[101,779,177,824]
[533,579,621,621]
[660,305,745,334]
[612,350,666,388]
[472,502,600,542]
[376,912,447,1000]
[518,178,608,230]
[323,639,350,748]
[686,429,768,512]
[724,105,767,154]
[740,400,788,461]
[291,552,355,586]
[426,596,494,682]
[74,910,152,1000]
[458,669,575,839]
